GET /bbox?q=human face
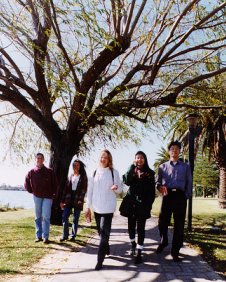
[35,155,44,167]
[99,152,110,168]
[73,161,80,174]
[169,145,180,161]
[135,154,145,168]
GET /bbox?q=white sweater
[86,167,123,213]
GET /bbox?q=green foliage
[153,146,169,172]
[193,150,219,197]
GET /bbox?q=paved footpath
[51,213,224,282]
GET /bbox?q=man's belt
[167,188,182,192]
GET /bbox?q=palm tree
[153,147,169,172]
[159,93,226,209]
[157,74,226,208]
[199,113,226,208]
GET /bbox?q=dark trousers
[158,190,187,255]
[94,212,113,263]
[128,215,146,246]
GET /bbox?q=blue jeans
[62,207,81,239]
[33,195,53,239]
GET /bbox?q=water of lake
[0,190,34,209]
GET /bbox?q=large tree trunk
[218,167,226,208]
[214,116,226,209]
[48,134,84,224]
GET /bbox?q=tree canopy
[0,0,226,196]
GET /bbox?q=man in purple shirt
[155,141,192,262]
[24,153,57,243]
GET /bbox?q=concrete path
[51,213,224,282]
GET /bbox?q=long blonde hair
[99,149,113,169]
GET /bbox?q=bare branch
[128,0,147,37]
[0,48,25,82]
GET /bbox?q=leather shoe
[106,245,110,256]
[134,254,142,264]
[35,238,43,243]
[129,248,136,256]
[60,237,68,242]
[172,255,182,262]
[156,243,168,253]
[95,262,103,271]
[43,238,50,244]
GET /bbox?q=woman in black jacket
[121,151,155,264]
[60,159,88,241]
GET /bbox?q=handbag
[119,194,134,217]
[119,192,150,218]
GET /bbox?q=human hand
[85,208,92,223]
[76,200,83,209]
[60,202,66,210]
[111,184,118,191]
[159,185,168,196]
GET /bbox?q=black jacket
[122,164,155,219]
[61,174,88,210]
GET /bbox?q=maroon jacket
[24,165,57,199]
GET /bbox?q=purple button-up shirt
[156,160,192,199]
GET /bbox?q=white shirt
[71,175,80,191]
[86,167,123,213]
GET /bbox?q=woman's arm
[122,164,136,186]
[85,176,94,209]
[111,169,123,194]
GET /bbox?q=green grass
[152,197,226,279]
[0,210,96,277]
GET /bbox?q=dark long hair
[72,159,87,178]
[135,151,150,171]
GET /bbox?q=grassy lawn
[0,209,95,277]
[152,197,226,279]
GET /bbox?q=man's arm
[155,165,163,190]
[155,164,168,196]
[24,171,33,193]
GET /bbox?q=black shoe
[130,241,137,255]
[60,237,68,242]
[106,246,110,257]
[43,238,50,244]
[129,248,136,256]
[134,255,142,264]
[35,238,43,243]
[172,255,182,262]
[156,243,168,253]
[95,262,103,270]
[69,237,75,242]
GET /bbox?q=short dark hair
[168,141,181,151]
[36,152,44,158]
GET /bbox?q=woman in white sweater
[85,149,122,270]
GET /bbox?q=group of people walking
[24,141,192,270]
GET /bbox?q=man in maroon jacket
[24,153,57,243]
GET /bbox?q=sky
[0,131,166,186]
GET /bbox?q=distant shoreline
[0,186,25,191]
